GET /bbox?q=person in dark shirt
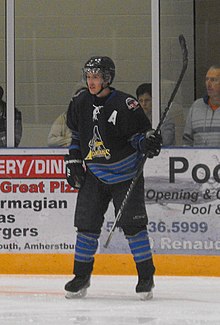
[0,86,22,147]
[136,83,175,145]
[64,56,162,300]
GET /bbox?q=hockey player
[64,56,162,300]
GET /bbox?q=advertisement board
[101,148,220,256]
[1,148,220,257]
[0,153,77,254]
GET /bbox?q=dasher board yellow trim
[0,254,220,276]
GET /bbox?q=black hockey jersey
[67,88,152,184]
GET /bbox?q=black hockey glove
[64,154,85,189]
[139,129,162,158]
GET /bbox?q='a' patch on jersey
[126,97,139,111]
[108,110,117,125]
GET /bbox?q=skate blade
[65,288,87,299]
[137,290,153,301]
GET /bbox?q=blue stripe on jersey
[126,230,152,263]
[75,232,99,263]
[194,126,220,133]
[87,152,142,184]
[69,144,80,150]
[72,130,80,141]
[129,133,145,151]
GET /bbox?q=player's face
[138,92,152,116]
[205,68,220,99]
[86,72,105,95]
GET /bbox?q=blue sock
[75,232,99,263]
[126,229,152,263]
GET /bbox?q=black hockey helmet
[83,56,115,85]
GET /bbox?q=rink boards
[1,148,220,276]
[1,253,220,276]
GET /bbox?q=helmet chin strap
[95,82,109,96]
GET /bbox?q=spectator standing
[183,65,220,146]
[136,83,175,146]
[48,111,72,147]
[0,86,22,147]
[48,87,87,147]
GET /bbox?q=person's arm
[182,106,194,146]
[0,101,6,146]
[64,98,85,189]
[122,96,162,158]
[161,115,176,146]
[15,108,22,147]
[48,113,72,147]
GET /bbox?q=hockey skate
[136,277,155,301]
[65,275,91,299]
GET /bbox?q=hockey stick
[104,34,188,248]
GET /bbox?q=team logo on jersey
[126,97,139,111]
[93,105,103,121]
[85,125,111,160]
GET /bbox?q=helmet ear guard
[83,56,115,85]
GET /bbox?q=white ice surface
[0,275,220,325]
